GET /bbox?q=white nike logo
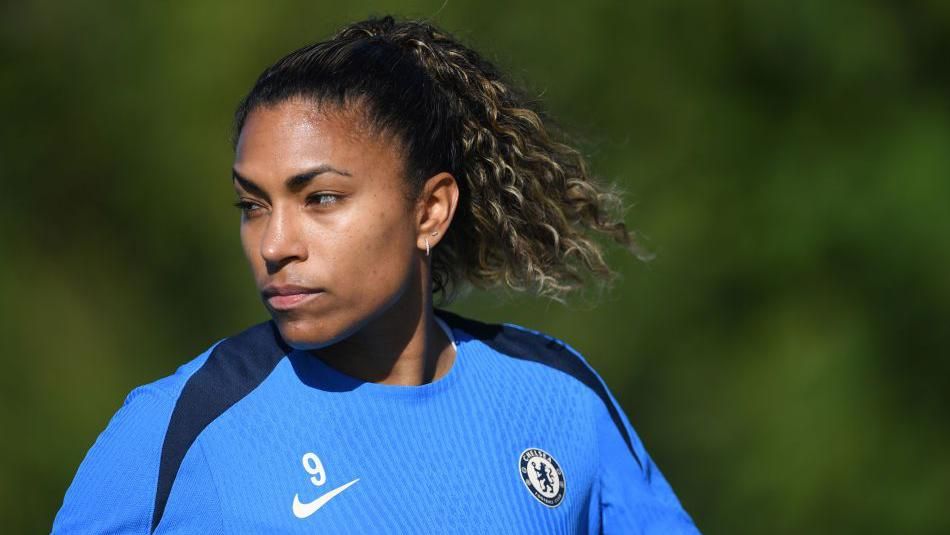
[292,478,360,519]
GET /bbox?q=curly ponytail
[233,15,652,306]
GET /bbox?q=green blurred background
[3,0,948,532]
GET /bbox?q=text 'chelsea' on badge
[519,448,565,507]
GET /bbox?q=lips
[262,284,325,311]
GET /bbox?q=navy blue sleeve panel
[595,381,701,534]
[51,385,177,534]
[151,320,289,533]
[153,441,225,534]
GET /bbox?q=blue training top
[52,308,700,534]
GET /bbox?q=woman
[53,15,700,534]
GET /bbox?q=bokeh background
[2,0,948,533]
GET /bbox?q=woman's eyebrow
[232,165,353,198]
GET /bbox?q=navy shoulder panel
[434,308,642,470]
[151,320,291,533]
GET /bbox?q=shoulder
[52,339,218,533]
[436,307,612,394]
[133,336,225,403]
[436,307,605,389]
[435,307,642,467]
[53,319,287,534]
[114,319,289,427]
[145,319,292,531]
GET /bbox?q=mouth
[262,284,325,311]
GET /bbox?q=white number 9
[302,452,326,487]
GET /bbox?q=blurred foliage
[2,0,948,533]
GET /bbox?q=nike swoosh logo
[292,479,360,519]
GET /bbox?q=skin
[232,97,460,386]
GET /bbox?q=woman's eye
[308,193,342,207]
[232,200,262,217]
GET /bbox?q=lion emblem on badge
[519,448,565,507]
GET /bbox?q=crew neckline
[292,311,464,398]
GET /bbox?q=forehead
[233,98,405,184]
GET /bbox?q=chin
[271,315,338,350]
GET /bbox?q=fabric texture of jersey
[52,308,701,534]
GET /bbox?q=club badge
[519,448,565,507]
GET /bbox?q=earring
[425,231,438,257]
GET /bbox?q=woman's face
[232,98,420,349]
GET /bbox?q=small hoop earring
[425,231,439,257]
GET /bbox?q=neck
[306,274,455,387]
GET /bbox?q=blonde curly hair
[233,15,652,306]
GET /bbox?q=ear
[415,171,459,252]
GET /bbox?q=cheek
[239,224,261,270]
[336,205,415,296]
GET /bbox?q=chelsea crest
[519,448,565,507]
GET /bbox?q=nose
[260,204,307,274]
